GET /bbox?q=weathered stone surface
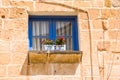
[8,65,21,76]
[54,64,81,75]
[0,53,10,64]
[2,0,10,6]
[88,9,100,19]
[92,20,103,29]
[11,53,27,64]
[0,8,9,19]
[112,0,120,7]
[0,65,6,76]
[92,0,104,7]
[92,31,104,40]
[28,64,51,75]
[104,65,120,76]
[80,20,89,30]
[11,41,28,53]
[101,9,119,19]
[35,2,73,12]
[4,19,27,30]
[105,0,111,7]
[0,41,10,52]
[73,1,92,8]
[97,41,110,51]
[109,19,120,29]
[11,30,28,40]
[9,8,27,18]
[10,1,34,11]
[108,30,120,40]
[82,65,100,76]
[0,30,12,41]
[79,12,88,20]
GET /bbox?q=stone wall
[0,0,120,80]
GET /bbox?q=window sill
[28,51,83,64]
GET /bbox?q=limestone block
[104,53,120,65]
[105,0,111,7]
[28,64,52,75]
[0,53,10,64]
[104,65,120,76]
[11,30,28,41]
[97,41,110,51]
[109,19,120,29]
[0,8,9,19]
[92,0,104,7]
[2,0,10,6]
[108,30,120,40]
[73,1,92,8]
[0,41,10,52]
[88,9,100,19]
[9,8,27,19]
[0,65,6,76]
[101,9,119,19]
[11,41,28,53]
[11,53,27,64]
[92,20,103,29]
[7,65,21,76]
[111,42,120,52]
[80,20,89,30]
[53,64,80,75]
[112,0,120,7]
[35,2,73,12]
[4,19,27,30]
[82,65,100,76]
[92,31,104,40]
[10,1,34,11]
[0,30,12,41]
[79,12,88,20]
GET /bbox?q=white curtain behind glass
[32,21,49,51]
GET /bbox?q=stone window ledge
[28,51,83,64]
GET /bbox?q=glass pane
[56,22,72,36]
[32,38,48,51]
[32,21,49,36]
[56,21,72,50]
[32,21,49,51]
[65,38,72,50]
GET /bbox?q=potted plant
[55,37,66,51]
[42,39,54,51]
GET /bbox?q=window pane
[32,21,49,36]
[56,22,72,36]
[56,21,72,50]
[32,21,49,51]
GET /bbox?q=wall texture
[0,0,120,80]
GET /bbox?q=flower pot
[55,45,66,51]
[43,45,54,51]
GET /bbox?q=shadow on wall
[21,56,80,75]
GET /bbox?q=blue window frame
[28,16,79,51]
